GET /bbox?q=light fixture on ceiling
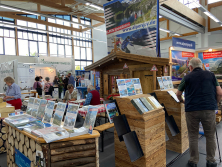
[159,28,181,36]
[0,4,93,28]
[208,48,213,51]
[85,3,104,11]
[159,28,170,33]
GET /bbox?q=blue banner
[172,37,195,50]
[15,147,31,167]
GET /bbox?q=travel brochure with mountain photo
[43,101,55,123]
[26,97,35,115]
[52,102,66,126]
[125,79,136,96]
[133,78,143,94]
[43,130,69,143]
[157,77,164,90]
[31,98,41,117]
[162,76,170,89]
[157,76,174,90]
[117,79,128,97]
[64,104,79,129]
[23,120,45,133]
[36,99,47,121]
[83,106,98,134]
[5,114,37,127]
[105,102,120,123]
[166,76,174,89]
[32,126,64,137]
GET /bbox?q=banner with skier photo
[103,0,160,57]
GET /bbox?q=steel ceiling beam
[160,5,205,34]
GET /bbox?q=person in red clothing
[116,38,121,48]
[83,85,100,106]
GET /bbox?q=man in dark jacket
[63,75,69,96]
[176,58,222,167]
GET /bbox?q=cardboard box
[0,106,15,113]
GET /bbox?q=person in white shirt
[63,84,77,103]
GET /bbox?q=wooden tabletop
[3,121,100,144]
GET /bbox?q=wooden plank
[160,32,198,41]
[42,144,51,167]
[153,70,157,90]
[82,22,104,32]
[94,123,114,132]
[51,149,96,162]
[103,74,109,96]
[51,143,96,155]
[51,157,96,167]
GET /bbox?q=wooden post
[14,19,19,56]
[153,70,156,90]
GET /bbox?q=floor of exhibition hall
[1,120,222,167]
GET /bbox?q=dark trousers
[45,92,52,96]
[186,110,216,164]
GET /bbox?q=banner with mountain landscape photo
[103,0,160,57]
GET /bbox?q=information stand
[154,89,189,153]
[4,121,100,167]
[114,94,166,167]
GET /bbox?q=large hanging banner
[103,0,159,57]
[198,52,222,75]
[38,57,74,76]
[0,61,14,93]
[17,68,35,89]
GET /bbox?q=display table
[0,118,7,154]
[114,94,166,167]
[78,104,106,117]
[4,121,100,167]
[154,89,189,153]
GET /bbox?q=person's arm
[69,91,77,102]
[6,85,21,100]
[176,78,185,103]
[63,90,68,103]
[83,93,93,106]
[216,86,222,102]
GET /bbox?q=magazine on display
[32,126,64,137]
[63,104,79,129]
[146,97,162,109]
[125,79,136,96]
[166,76,174,89]
[43,101,55,123]
[139,97,154,111]
[5,114,37,127]
[131,98,149,114]
[23,121,45,133]
[162,76,170,89]
[104,101,120,123]
[26,97,35,115]
[31,98,41,117]
[52,102,66,126]
[167,91,180,102]
[43,130,69,143]
[83,106,98,134]
[36,99,47,121]
[116,79,128,97]
[157,77,164,90]
[68,127,88,137]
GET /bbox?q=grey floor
[1,121,222,167]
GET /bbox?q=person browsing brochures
[176,58,222,167]
[3,76,22,109]
[63,84,77,102]
[83,85,100,106]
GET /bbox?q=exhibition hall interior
[0,0,222,166]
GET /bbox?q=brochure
[116,79,128,97]
[167,91,179,102]
[36,99,47,121]
[157,77,164,90]
[105,102,120,123]
[32,126,64,137]
[43,101,55,123]
[162,76,170,89]
[166,76,174,89]
[83,106,98,134]
[68,127,88,137]
[63,104,79,129]
[43,130,69,143]
[26,107,32,115]
[32,98,41,117]
[133,78,143,95]
[125,79,136,96]
[5,115,37,127]
[27,97,35,108]
[23,121,45,133]
[52,102,66,126]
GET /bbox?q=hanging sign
[15,147,31,167]
[182,52,194,57]
[150,65,158,71]
[172,37,195,50]
[164,66,168,73]
[123,63,128,69]
[92,70,96,75]
[205,63,209,67]
[203,51,222,59]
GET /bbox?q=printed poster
[103,0,158,57]
[198,52,222,77]
[171,50,194,81]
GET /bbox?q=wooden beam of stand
[82,22,104,32]
[0,13,81,32]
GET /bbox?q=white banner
[0,61,14,93]
[38,57,74,76]
[17,68,35,89]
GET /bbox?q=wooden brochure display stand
[114,94,166,167]
[4,121,100,167]
[154,89,189,153]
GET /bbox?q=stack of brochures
[5,114,37,127]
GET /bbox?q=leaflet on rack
[26,97,35,115]
[43,101,55,123]
[36,99,47,121]
[31,98,41,117]
[63,103,79,129]
[52,102,66,126]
